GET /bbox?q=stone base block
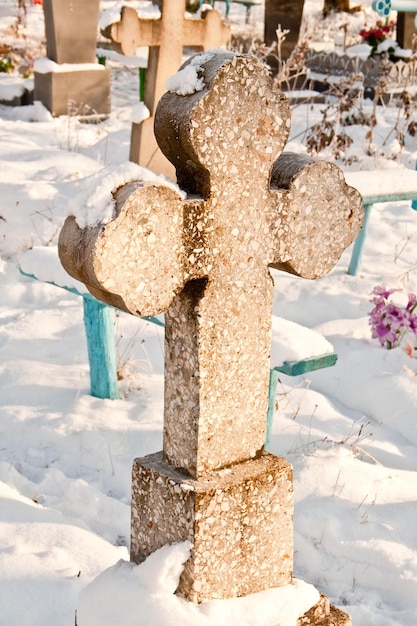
[34,67,111,117]
[298,593,351,625]
[131,450,293,603]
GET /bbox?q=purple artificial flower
[369,285,417,350]
[371,285,398,300]
[406,293,417,337]
[406,293,417,313]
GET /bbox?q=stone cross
[58,52,361,618]
[101,0,230,178]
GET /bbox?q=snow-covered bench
[200,0,261,23]
[391,0,417,9]
[19,246,163,401]
[344,167,417,276]
[19,246,337,447]
[391,1,417,50]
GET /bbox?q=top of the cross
[155,52,291,198]
[58,51,363,318]
[101,2,230,57]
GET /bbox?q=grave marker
[59,52,361,621]
[264,0,305,61]
[396,10,417,49]
[102,0,230,179]
[35,0,110,117]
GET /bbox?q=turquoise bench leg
[413,161,417,211]
[265,368,280,450]
[347,203,372,276]
[82,296,121,400]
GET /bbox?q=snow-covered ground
[1,1,417,625]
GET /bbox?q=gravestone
[264,0,305,61]
[34,0,110,117]
[59,52,362,621]
[396,10,417,49]
[101,0,230,179]
[323,0,350,15]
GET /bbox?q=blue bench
[345,166,417,276]
[19,247,337,447]
[19,247,164,400]
[200,0,261,23]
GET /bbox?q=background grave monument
[59,52,363,622]
[264,0,305,61]
[34,0,110,117]
[323,0,351,14]
[101,0,230,179]
[396,8,417,49]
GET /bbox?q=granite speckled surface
[59,53,361,615]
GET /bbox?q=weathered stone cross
[102,0,230,177]
[59,52,362,611]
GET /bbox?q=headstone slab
[43,0,100,64]
[59,52,362,616]
[131,451,293,603]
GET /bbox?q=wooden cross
[58,52,362,605]
[102,0,230,177]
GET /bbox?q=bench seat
[344,168,417,276]
[201,0,261,23]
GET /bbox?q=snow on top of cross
[99,1,161,30]
[67,163,185,228]
[166,52,215,96]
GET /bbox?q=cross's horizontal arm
[268,153,363,279]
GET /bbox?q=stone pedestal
[131,451,293,603]
[34,66,111,117]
